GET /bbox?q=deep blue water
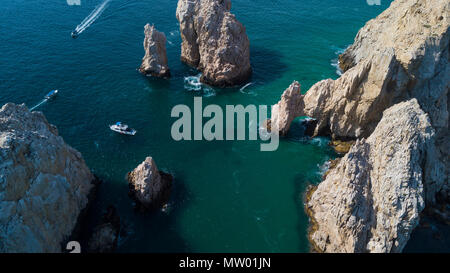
[0,0,395,252]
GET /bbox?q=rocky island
[269,0,448,252]
[176,0,252,87]
[0,103,95,253]
[139,24,171,78]
[127,157,173,211]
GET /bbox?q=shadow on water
[249,46,289,86]
[75,172,193,253]
[120,174,193,252]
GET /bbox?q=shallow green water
[0,0,392,252]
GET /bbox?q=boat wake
[74,0,112,36]
[29,99,48,111]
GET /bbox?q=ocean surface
[0,0,408,252]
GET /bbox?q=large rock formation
[0,103,94,253]
[139,24,170,78]
[307,99,444,253]
[127,157,172,210]
[270,0,448,198]
[263,0,449,252]
[176,0,252,87]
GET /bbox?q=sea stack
[0,103,95,253]
[127,157,173,210]
[176,0,251,87]
[270,81,304,136]
[139,24,170,78]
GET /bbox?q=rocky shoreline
[267,0,449,252]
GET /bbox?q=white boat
[109,122,136,135]
[45,90,58,99]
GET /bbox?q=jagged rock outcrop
[176,0,251,87]
[0,103,94,253]
[139,24,170,78]
[307,99,445,253]
[270,0,448,200]
[270,81,304,136]
[127,157,172,210]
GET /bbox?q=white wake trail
[75,0,112,34]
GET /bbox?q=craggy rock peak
[176,0,251,87]
[270,0,448,197]
[270,81,304,136]
[139,24,170,78]
[307,99,445,253]
[0,103,94,253]
[127,157,172,210]
[272,0,449,140]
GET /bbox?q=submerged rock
[0,103,94,253]
[176,0,251,87]
[307,99,444,253]
[87,206,121,253]
[127,157,172,210]
[139,24,170,78]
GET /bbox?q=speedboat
[109,122,136,136]
[45,90,58,100]
[71,31,79,39]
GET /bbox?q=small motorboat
[109,122,137,136]
[71,31,79,39]
[45,90,58,100]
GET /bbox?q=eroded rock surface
[139,24,170,78]
[127,157,172,210]
[270,81,304,136]
[176,0,251,86]
[307,99,444,253]
[0,103,94,253]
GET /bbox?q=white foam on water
[183,74,216,97]
[330,45,348,76]
[74,0,112,35]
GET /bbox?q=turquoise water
[0,0,392,252]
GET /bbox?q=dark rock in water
[127,157,173,211]
[301,118,318,137]
[87,206,121,253]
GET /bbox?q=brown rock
[139,24,170,78]
[127,157,172,210]
[176,0,251,87]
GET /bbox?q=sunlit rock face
[139,24,170,78]
[176,0,251,87]
[0,103,94,253]
[307,99,445,253]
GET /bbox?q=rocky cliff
[0,103,94,253]
[266,0,448,252]
[176,0,251,87]
[307,99,444,253]
[139,24,170,78]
